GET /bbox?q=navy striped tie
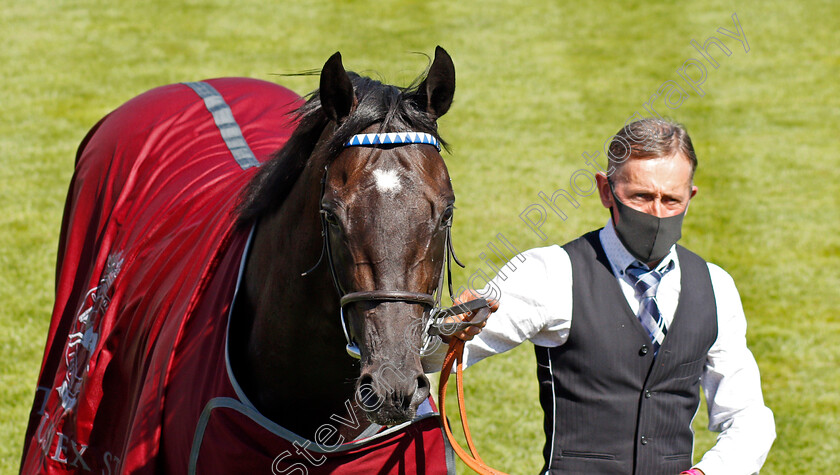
[626,261,674,354]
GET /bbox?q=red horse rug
[20,78,454,474]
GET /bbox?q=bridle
[303,130,506,474]
[302,131,467,359]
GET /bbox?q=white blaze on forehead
[373,169,402,193]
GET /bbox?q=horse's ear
[417,46,456,119]
[320,52,356,123]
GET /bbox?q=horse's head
[317,48,456,425]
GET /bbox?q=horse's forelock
[236,70,446,228]
[322,73,447,160]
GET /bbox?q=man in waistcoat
[428,119,775,474]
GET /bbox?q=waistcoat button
[645,390,652,398]
[639,345,649,356]
[641,436,648,445]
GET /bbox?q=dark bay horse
[232,48,456,434]
[21,48,458,473]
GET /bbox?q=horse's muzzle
[355,368,430,425]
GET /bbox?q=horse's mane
[236,71,447,226]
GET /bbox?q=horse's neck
[231,162,367,440]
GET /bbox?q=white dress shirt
[424,220,775,474]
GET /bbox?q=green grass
[2,1,838,473]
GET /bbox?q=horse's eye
[441,207,454,226]
[321,209,340,227]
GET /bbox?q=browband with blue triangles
[344,132,441,151]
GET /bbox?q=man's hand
[441,289,499,342]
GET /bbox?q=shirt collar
[599,218,678,274]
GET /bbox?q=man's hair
[607,118,697,183]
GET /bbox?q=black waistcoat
[534,230,717,474]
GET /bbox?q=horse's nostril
[416,375,429,392]
[356,374,383,411]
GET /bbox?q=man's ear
[596,172,615,209]
[320,52,356,123]
[416,46,456,119]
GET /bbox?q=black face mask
[609,182,687,263]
